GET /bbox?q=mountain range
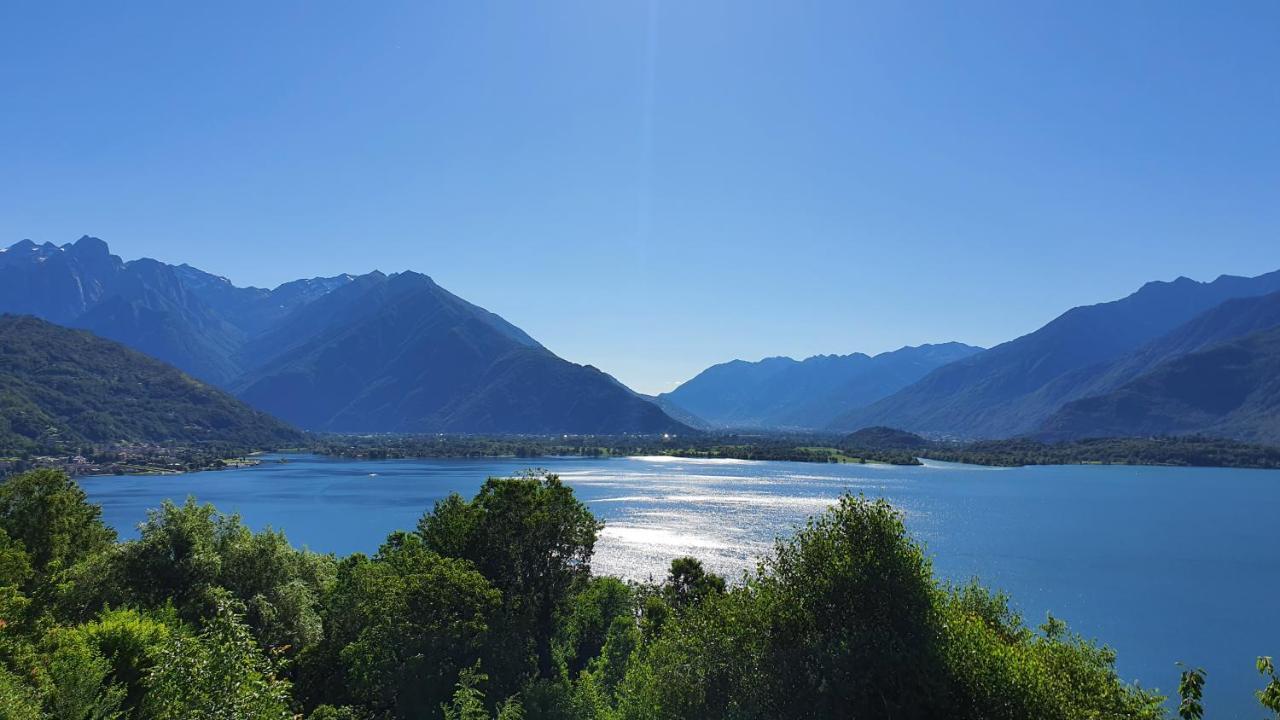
[659,269,1280,444]
[658,343,983,430]
[0,238,686,435]
[827,271,1280,440]
[6,236,1280,445]
[1040,323,1280,445]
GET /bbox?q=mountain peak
[3,239,36,253]
[389,269,435,286]
[1135,275,1199,296]
[173,263,238,293]
[71,235,111,255]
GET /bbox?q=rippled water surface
[81,454,1279,716]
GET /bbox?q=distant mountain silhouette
[1018,290,1280,421]
[660,343,982,429]
[832,271,1280,438]
[0,315,301,452]
[1039,325,1280,444]
[640,394,713,431]
[0,238,688,434]
[234,271,685,433]
[0,236,351,384]
[841,426,931,450]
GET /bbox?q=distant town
[0,442,261,477]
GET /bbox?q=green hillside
[1041,325,1280,444]
[0,315,302,453]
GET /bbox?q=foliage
[308,705,376,720]
[615,496,1165,720]
[314,430,1280,469]
[0,528,33,588]
[663,557,726,611]
[1177,664,1206,720]
[0,667,42,720]
[553,577,634,680]
[0,467,115,576]
[56,607,178,715]
[66,497,333,656]
[142,598,292,720]
[41,628,126,720]
[920,435,1280,469]
[755,496,944,717]
[1259,656,1280,718]
[311,432,925,466]
[417,472,602,684]
[295,533,498,718]
[440,666,524,720]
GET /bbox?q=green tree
[119,498,225,618]
[418,473,602,683]
[308,704,376,720]
[942,591,1163,719]
[296,533,499,719]
[614,588,760,720]
[143,598,292,720]
[553,577,633,680]
[616,494,1165,720]
[0,529,32,589]
[1259,656,1280,718]
[41,631,125,720]
[0,667,42,720]
[0,469,115,577]
[1177,664,1206,720]
[753,495,943,718]
[217,521,330,651]
[440,665,524,720]
[592,615,640,699]
[57,607,178,716]
[115,498,329,652]
[663,557,725,610]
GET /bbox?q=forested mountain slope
[0,315,301,452]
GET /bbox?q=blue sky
[2,2,1278,394]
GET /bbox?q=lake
[80,454,1279,717]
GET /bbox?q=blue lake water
[80,454,1279,717]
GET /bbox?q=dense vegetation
[834,426,932,465]
[836,427,1280,469]
[317,429,1280,471]
[922,436,1280,469]
[0,315,302,455]
[311,433,921,465]
[1,467,1276,719]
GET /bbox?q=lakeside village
[0,442,261,478]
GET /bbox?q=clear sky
[2,2,1278,394]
